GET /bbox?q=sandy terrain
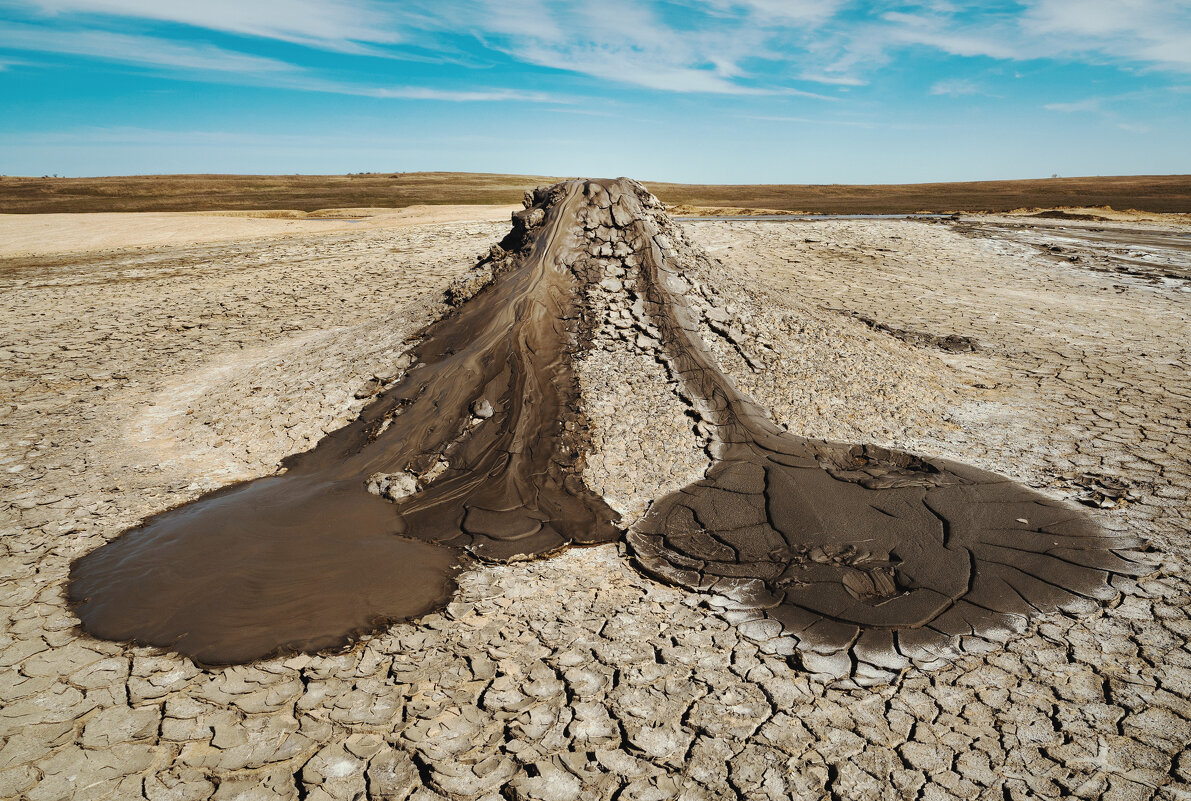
[0,206,518,258]
[1,204,1188,800]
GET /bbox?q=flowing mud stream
[70,179,1151,679]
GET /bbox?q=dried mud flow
[70,178,1150,676]
[67,182,619,665]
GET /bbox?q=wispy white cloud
[1043,90,1166,136]
[1045,98,1103,112]
[0,21,297,73]
[0,52,42,70]
[63,0,825,96]
[929,77,981,96]
[4,0,843,95]
[4,0,1191,101]
[332,84,561,103]
[889,1,1191,72]
[807,0,1191,87]
[0,22,563,102]
[500,41,769,95]
[796,72,867,86]
[1023,0,1191,72]
[23,0,410,54]
[466,0,816,95]
[878,11,1022,60]
[694,0,847,26]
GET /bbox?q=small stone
[366,471,420,501]
[471,399,495,419]
[706,306,731,323]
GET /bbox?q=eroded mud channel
[69,180,1150,680]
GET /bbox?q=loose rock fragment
[367,471,420,501]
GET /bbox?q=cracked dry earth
[2,191,1190,801]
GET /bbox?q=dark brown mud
[70,178,1149,677]
[68,182,619,665]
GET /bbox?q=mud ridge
[836,310,979,353]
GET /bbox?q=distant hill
[1,171,1189,214]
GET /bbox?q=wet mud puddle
[70,179,1151,680]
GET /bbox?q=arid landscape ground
[1,176,1189,801]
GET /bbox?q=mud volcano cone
[70,179,1151,682]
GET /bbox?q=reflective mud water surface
[70,179,1151,675]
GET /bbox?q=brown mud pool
[69,179,1153,677]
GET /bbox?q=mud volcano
[70,179,1150,680]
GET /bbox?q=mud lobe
[69,181,619,665]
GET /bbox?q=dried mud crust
[1,204,1189,801]
[951,217,1191,288]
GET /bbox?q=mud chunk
[367,748,420,800]
[367,471,421,501]
[470,399,494,419]
[445,268,493,307]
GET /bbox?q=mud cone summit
[68,179,1152,684]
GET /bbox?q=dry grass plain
[2,172,1189,214]
[648,174,1191,214]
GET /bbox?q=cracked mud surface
[2,200,1190,799]
[953,217,1191,290]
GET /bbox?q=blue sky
[1,0,1188,182]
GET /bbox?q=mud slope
[70,179,1150,680]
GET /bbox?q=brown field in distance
[0,172,556,214]
[1,171,1189,214]
[650,174,1191,215]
